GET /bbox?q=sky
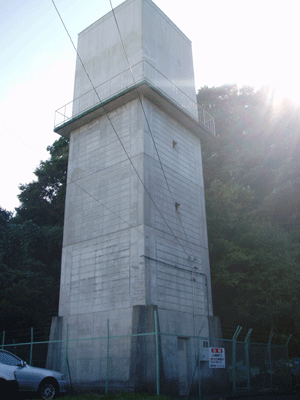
[1,0,299,213]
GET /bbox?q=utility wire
[109,1,204,348]
[1,117,144,237]
[109,0,198,260]
[66,175,144,238]
[51,0,195,260]
[0,122,43,157]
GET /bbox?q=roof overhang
[54,80,214,140]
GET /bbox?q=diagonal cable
[51,0,192,258]
[1,119,144,237]
[109,0,198,260]
[66,176,144,237]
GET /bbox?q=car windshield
[0,351,22,366]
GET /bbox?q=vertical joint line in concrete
[154,310,160,395]
[106,318,110,394]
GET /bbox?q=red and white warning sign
[209,347,225,368]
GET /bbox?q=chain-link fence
[0,319,291,398]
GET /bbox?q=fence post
[286,334,292,348]
[154,310,160,395]
[197,322,205,400]
[105,319,110,395]
[30,327,33,366]
[267,332,274,390]
[64,324,69,376]
[244,329,252,394]
[285,334,292,361]
[198,336,201,400]
[13,339,17,355]
[232,326,242,396]
[1,331,4,349]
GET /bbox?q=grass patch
[32,392,172,400]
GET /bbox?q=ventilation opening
[175,202,180,212]
[172,140,177,149]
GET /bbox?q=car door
[0,350,37,391]
[14,364,43,391]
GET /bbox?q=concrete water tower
[49,0,216,392]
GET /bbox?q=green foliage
[15,136,68,226]
[0,137,68,330]
[0,262,57,328]
[199,85,300,337]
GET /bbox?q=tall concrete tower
[49,0,215,392]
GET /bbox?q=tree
[0,217,60,329]
[0,137,68,330]
[15,136,69,227]
[198,85,300,339]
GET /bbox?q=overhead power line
[0,122,43,157]
[1,118,144,237]
[67,175,144,238]
[109,0,198,260]
[51,0,197,260]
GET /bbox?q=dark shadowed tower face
[50,0,215,389]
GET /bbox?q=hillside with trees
[198,85,300,348]
[0,137,68,330]
[0,86,299,351]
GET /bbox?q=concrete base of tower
[46,307,219,395]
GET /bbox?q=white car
[0,349,67,399]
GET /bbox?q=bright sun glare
[272,83,300,106]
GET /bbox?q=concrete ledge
[54,80,213,139]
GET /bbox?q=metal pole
[30,327,33,366]
[268,332,274,390]
[286,334,292,347]
[1,331,4,349]
[198,322,205,400]
[245,329,252,394]
[232,340,236,395]
[105,319,110,395]
[64,324,69,376]
[13,339,17,355]
[285,334,292,362]
[154,310,160,395]
[232,326,242,396]
[198,336,201,400]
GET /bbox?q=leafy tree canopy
[15,136,68,227]
[0,137,68,330]
[199,85,300,340]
